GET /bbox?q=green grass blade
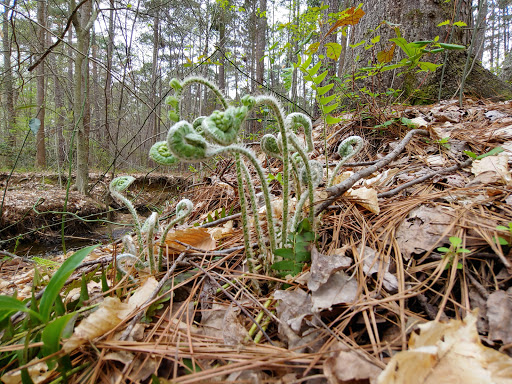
[39,245,99,323]
[0,296,43,322]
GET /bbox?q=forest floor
[1,98,512,383]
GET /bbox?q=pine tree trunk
[35,0,46,168]
[2,8,15,163]
[342,0,512,103]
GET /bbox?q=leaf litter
[1,98,512,382]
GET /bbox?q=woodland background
[1,0,512,193]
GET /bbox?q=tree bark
[35,0,46,168]
[342,0,512,103]
[2,6,15,163]
[255,0,267,90]
[71,0,96,194]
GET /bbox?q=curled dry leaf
[486,289,512,345]
[346,186,380,215]
[160,227,216,255]
[1,358,54,384]
[377,311,512,384]
[207,220,235,240]
[308,245,352,292]
[324,343,382,384]
[471,154,511,184]
[63,277,158,353]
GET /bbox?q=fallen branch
[377,158,473,198]
[315,129,429,215]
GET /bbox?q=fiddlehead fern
[261,134,282,159]
[169,76,229,122]
[158,198,194,271]
[149,141,178,165]
[166,120,214,162]
[328,136,364,187]
[254,95,290,245]
[285,113,314,154]
[110,176,142,246]
[201,105,250,146]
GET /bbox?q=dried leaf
[377,311,512,384]
[395,205,454,260]
[346,186,380,214]
[359,245,398,293]
[308,245,352,292]
[1,358,54,384]
[274,289,315,333]
[311,271,358,312]
[63,297,132,353]
[324,344,382,384]
[486,290,512,344]
[161,227,216,254]
[471,154,511,184]
[63,277,158,353]
[207,220,235,240]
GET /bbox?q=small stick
[377,158,473,198]
[315,129,429,215]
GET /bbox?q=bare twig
[377,158,473,198]
[27,0,90,72]
[199,212,242,228]
[315,129,429,214]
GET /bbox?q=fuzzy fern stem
[235,156,255,273]
[142,212,158,274]
[213,145,277,253]
[109,176,142,248]
[254,96,289,247]
[328,136,364,187]
[241,160,267,256]
[287,133,316,230]
[158,199,193,271]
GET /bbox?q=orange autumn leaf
[324,7,365,40]
[160,227,216,255]
[377,43,396,63]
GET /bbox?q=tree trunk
[150,1,160,143]
[2,7,15,162]
[105,0,114,154]
[255,0,267,90]
[342,0,512,103]
[35,0,46,168]
[72,0,95,194]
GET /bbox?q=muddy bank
[0,172,191,247]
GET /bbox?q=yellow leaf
[377,43,396,63]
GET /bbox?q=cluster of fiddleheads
[109,176,193,276]
[149,76,364,275]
